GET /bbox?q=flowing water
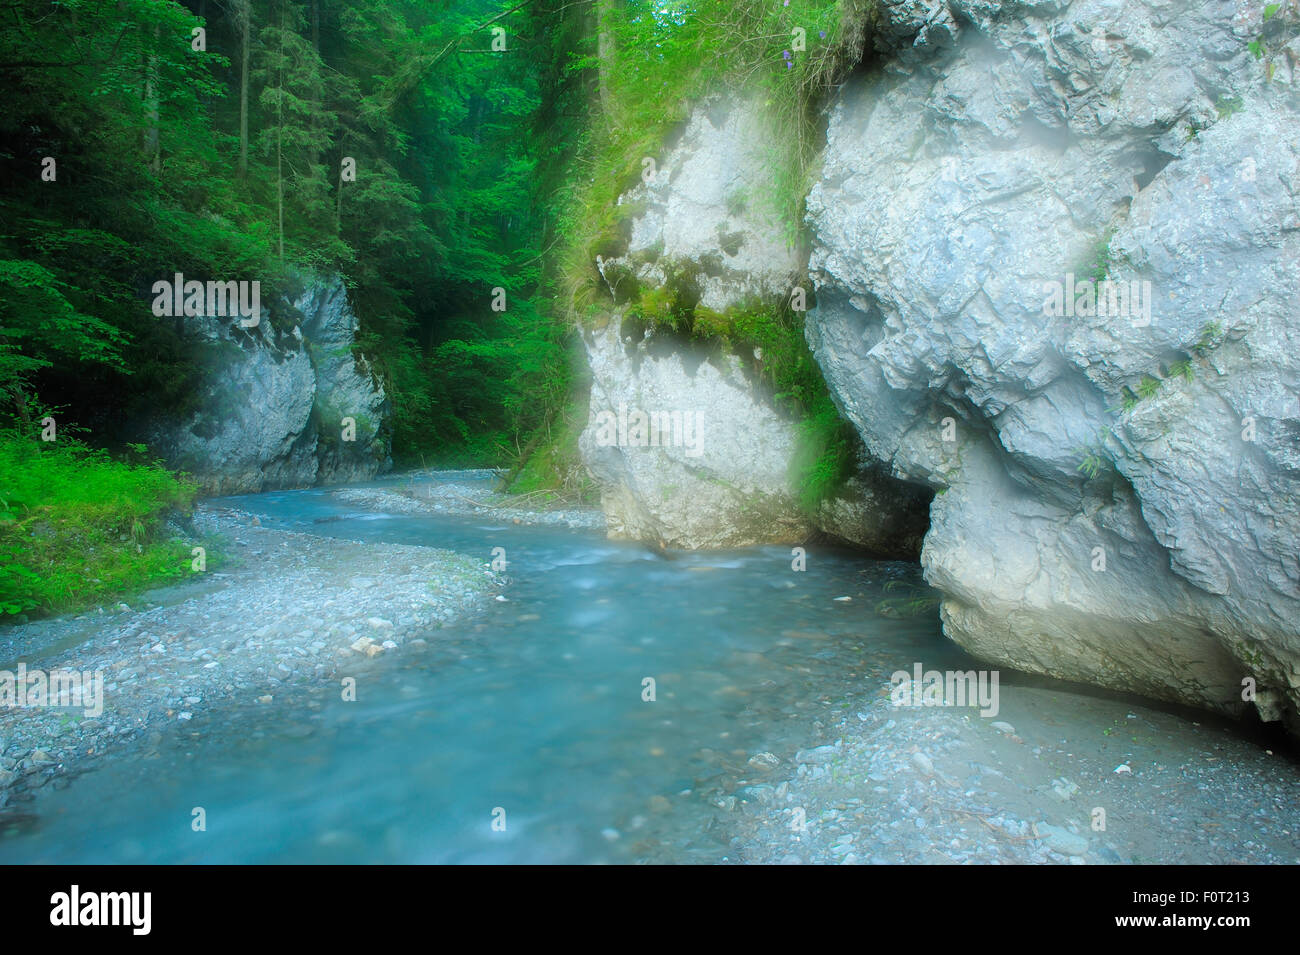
[1,475,1295,864]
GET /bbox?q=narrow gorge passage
[2,0,1297,912]
[2,474,1294,865]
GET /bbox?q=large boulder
[806,0,1300,727]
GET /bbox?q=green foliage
[0,0,571,474]
[1193,321,1226,357]
[1216,95,1244,119]
[0,432,201,618]
[0,0,881,508]
[1075,446,1109,479]
[504,396,599,503]
[1082,230,1117,282]
[544,0,874,320]
[1249,0,1300,74]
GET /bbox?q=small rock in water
[1036,823,1089,857]
[833,596,852,602]
[911,752,935,777]
[1051,779,1079,802]
[366,617,393,630]
[1113,763,1132,775]
[796,744,838,765]
[990,721,1016,735]
[600,828,620,842]
[1095,846,1124,864]
[748,752,780,769]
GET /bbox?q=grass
[503,396,599,505]
[1075,446,1109,480]
[0,431,205,619]
[551,0,875,320]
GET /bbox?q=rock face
[595,95,802,311]
[578,96,927,552]
[806,0,1300,727]
[146,274,391,495]
[579,313,809,548]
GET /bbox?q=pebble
[796,744,838,765]
[1036,823,1089,857]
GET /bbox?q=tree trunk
[595,0,615,120]
[335,145,344,232]
[238,0,251,175]
[276,12,284,261]
[143,25,160,172]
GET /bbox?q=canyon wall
[807,0,1299,727]
[578,98,928,554]
[144,273,391,495]
[579,0,1300,731]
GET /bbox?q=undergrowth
[0,431,203,619]
[551,0,875,320]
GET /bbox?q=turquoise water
[0,475,967,863]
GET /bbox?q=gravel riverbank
[0,502,503,816]
[332,470,606,531]
[696,681,1300,865]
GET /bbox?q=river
[1,473,1296,864]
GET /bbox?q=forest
[0,0,862,615]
